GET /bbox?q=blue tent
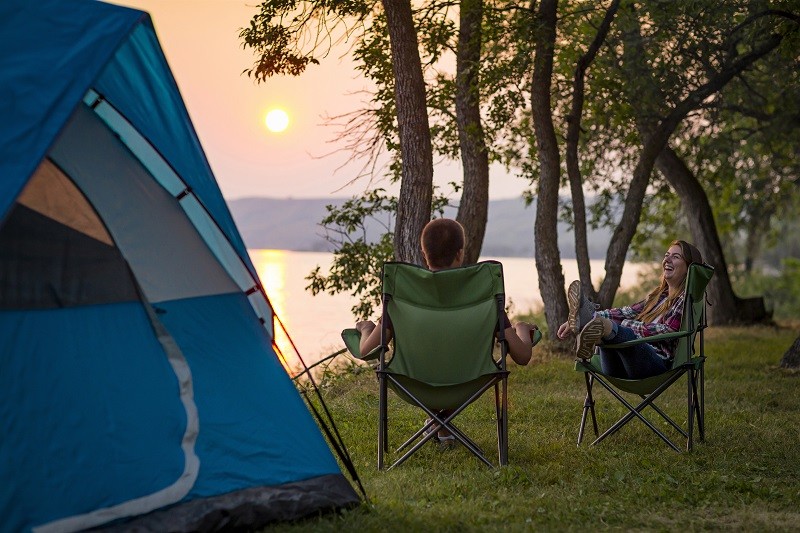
[0,1,360,531]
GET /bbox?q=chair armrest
[603,328,692,349]
[341,328,383,361]
[531,328,543,347]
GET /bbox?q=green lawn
[281,325,800,531]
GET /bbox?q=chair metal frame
[375,261,511,470]
[377,360,509,469]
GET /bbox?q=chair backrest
[672,263,715,366]
[381,261,506,386]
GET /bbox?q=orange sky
[113,0,527,201]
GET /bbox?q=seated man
[356,218,538,366]
[354,219,538,446]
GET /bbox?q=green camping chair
[342,261,539,470]
[575,263,714,452]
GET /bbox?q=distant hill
[228,197,612,259]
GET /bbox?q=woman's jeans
[599,323,670,379]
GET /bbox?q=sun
[265,108,290,133]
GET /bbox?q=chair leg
[378,374,388,470]
[494,383,501,465]
[389,407,493,470]
[578,373,598,445]
[443,418,485,456]
[498,378,509,466]
[593,397,680,453]
[698,363,706,441]
[649,400,687,437]
[396,418,437,453]
[590,372,683,452]
[687,369,694,451]
[383,375,496,469]
[688,365,705,448]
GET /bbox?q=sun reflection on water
[250,249,296,370]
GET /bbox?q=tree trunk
[455,0,489,265]
[382,0,434,265]
[780,333,800,369]
[565,0,620,301]
[596,4,670,309]
[530,0,568,339]
[596,137,661,309]
[743,215,770,274]
[655,147,770,324]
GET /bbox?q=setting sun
[265,108,289,133]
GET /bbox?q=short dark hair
[420,218,465,269]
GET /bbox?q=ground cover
[278,325,799,532]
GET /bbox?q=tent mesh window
[0,159,139,309]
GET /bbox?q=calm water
[248,250,648,370]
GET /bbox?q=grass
[283,324,800,532]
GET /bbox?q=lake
[248,250,649,372]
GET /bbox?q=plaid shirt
[595,290,685,361]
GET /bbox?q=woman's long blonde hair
[637,240,703,323]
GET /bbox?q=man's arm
[355,319,391,355]
[504,322,537,365]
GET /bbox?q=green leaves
[306,190,396,319]
[240,0,373,81]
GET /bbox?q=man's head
[420,218,465,270]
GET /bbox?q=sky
[113,0,529,201]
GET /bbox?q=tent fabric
[0,203,139,309]
[93,18,254,280]
[156,292,344,497]
[49,104,240,304]
[99,474,360,532]
[0,0,254,282]
[18,160,113,246]
[0,302,199,533]
[0,0,143,224]
[0,0,360,531]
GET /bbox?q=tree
[654,147,769,323]
[530,0,568,338]
[454,0,490,264]
[780,334,800,369]
[306,191,396,319]
[241,1,434,267]
[541,1,797,324]
[380,0,434,264]
[589,3,780,309]
[620,4,798,322]
[688,19,800,278]
[245,0,800,333]
[565,0,621,302]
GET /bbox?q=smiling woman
[265,108,289,133]
[560,239,705,377]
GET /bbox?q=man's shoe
[567,280,599,334]
[575,317,605,361]
[437,434,457,449]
